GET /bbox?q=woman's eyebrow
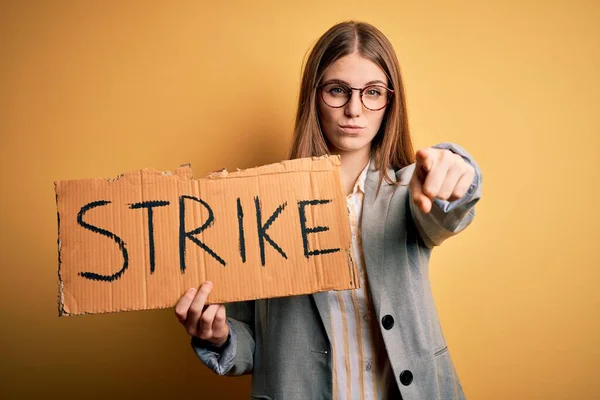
[321,79,350,85]
[365,79,387,86]
[322,78,388,86]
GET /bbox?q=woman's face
[317,52,389,156]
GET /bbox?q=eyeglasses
[317,82,394,111]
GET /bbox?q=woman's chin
[328,139,371,155]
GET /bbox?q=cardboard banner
[55,156,359,316]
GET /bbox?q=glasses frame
[317,82,395,111]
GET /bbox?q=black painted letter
[298,199,340,258]
[255,196,287,266]
[129,200,169,274]
[179,195,226,272]
[237,198,246,263]
[77,200,129,282]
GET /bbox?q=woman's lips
[339,125,365,134]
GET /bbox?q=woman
[175,21,481,400]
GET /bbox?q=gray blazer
[192,143,482,400]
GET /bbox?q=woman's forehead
[322,52,387,86]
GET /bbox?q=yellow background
[1,1,598,399]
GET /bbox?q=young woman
[175,21,482,400]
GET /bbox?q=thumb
[410,172,433,214]
[212,305,230,346]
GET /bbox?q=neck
[331,146,371,196]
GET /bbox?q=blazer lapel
[312,158,397,345]
[312,291,332,345]
[361,159,397,314]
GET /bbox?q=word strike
[75,196,339,282]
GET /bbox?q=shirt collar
[351,158,371,196]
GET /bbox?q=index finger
[415,148,435,172]
[189,281,213,314]
[174,288,197,324]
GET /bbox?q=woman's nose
[344,91,363,118]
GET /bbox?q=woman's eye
[365,88,382,96]
[329,86,346,94]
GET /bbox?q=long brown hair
[288,21,415,186]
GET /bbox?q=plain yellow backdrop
[1,1,598,399]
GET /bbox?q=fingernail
[188,288,197,293]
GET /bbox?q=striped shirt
[328,160,396,399]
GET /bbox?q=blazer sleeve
[190,300,255,376]
[406,142,483,248]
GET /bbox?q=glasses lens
[321,83,351,107]
[362,85,390,110]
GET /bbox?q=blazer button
[381,314,394,330]
[400,370,413,386]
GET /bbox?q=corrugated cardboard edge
[55,188,66,316]
[54,155,356,316]
[347,248,358,289]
